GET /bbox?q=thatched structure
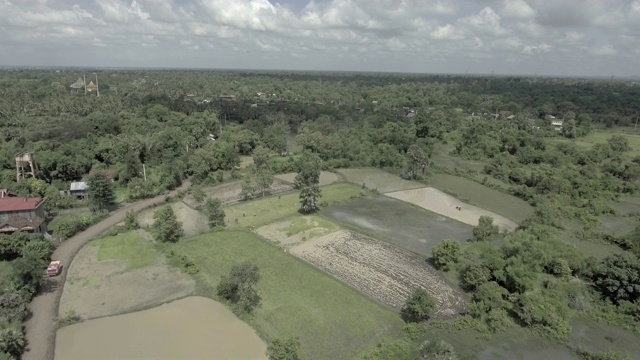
[70,78,84,90]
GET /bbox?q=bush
[402,288,436,322]
[216,262,261,314]
[460,263,491,291]
[419,339,459,360]
[0,326,24,358]
[20,239,55,261]
[152,206,183,243]
[266,337,301,360]
[473,216,499,241]
[431,239,463,271]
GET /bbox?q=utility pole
[635,117,638,131]
[95,73,100,97]
[143,164,147,181]
[83,73,86,94]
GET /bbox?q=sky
[0,0,638,77]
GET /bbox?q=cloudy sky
[0,0,638,77]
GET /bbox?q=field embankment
[274,171,340,186]
[337,168,425,193]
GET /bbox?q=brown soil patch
[290,230,466,318]
[274,171,340,186]
[138,202,208,236]
[58,230,195,320]
[55,296,267,360]
[239,156,254,169]
[386,187,518,231]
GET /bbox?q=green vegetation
[217,262,262,314]
[549,130,640,158]
[87,172,115,211]
[226,183,363,229]
[267,337,302,360]
[49,212,107,240]
[167,230,404,360]
[284,216,338,237]
[402,289,436,322]
[152,206,184,243]
[92,231,156,271]
[203,198,226,228]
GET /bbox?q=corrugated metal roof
[70,182,88,191]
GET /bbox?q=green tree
[263,121,289,155]
[420,339,459,360]
[124,210,139,230]
[460,263,491,291]
[406,144,428,179]
[266,337,301,360]
[204,198,226,228]
[255,166,274,198]
[402,288,436,322]
[591,252,640,304]
[294,151,321,189]
[217,262,261,314]
[21,239,55,261]
[87,172,115,211]
[473,216,499,242]
[191,185,206,205]
[0,326,25,358]
[152,206,183,243]
[299,184,321,214]
[431,239,462,271]
[608,135,631,153]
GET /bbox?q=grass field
[285,215,339,237]
[427,174,533,223]
[225,183,364,229]
[336,168,425,193]
[170,230,404,360]
[547,130,640,158]
[322,196,473,257]
[431,143,486,172]
[90,231,156,271]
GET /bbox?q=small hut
[70,78,85,92]
[86,81,97,92]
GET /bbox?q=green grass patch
[284,215,339,237]
[169,230,404,360]
[432,143,487,172]
[114,186,129,203]
[81,276,101,288]
[93,231,156,271]
[547,130,640,158]
[427,174,533,223]
[226,183,363,229]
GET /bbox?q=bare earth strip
[290,230,467,318]
[22,180,191,360]
[386,187,518,231]
[58,232,195,320]
[336,168,425,193]
[274,171,339,186]
[182,179,294,209]
[138,201,209,236]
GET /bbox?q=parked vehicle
[47,261,62,277]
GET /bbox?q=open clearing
[182,179,294,209]
[432,143,486,172]
[171,230,404,360]
[427,174,533,223]
[336,168,425,193]
[274,171,340,186]
[59,230,195,320]
[290,229,466,317]
[138,201,209,236]
[323,196,472,257]
[386,187,518,231]
[225,183,364,229]
[55,296,266,360]
[256,215,339,247]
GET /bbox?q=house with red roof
[0,196,47,234]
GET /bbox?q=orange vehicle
[47,261,62,277]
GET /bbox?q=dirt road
[22,180,190,360]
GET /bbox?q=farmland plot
[274,171,340,186]
[182,179,294,209]
[290,230,466,318]
[386,187,518,231]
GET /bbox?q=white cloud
[0,0,637,76]
[500,0,536,19]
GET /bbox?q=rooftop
[70,181,88,191]
[0,197,44,212]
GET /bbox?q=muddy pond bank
[55,296,267,360]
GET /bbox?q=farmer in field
[242,211,245,217]
[235,218,238,224]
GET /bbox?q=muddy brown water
[55,296,267,360]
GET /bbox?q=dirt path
[22,180,191,360]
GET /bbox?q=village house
[69,181,88,199]
[219,95,237,102]
[0,196,47,234]
[86,81,97,92]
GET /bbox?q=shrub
[473,216,499,241]
[266,337,301,360]
[460,263,491,291]
[402,288,436,322]
[216,262,261,314]
[0,326,25,358]
[432,239,463,271]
